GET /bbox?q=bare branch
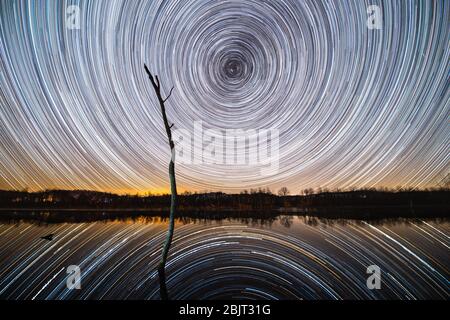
[163,87,174,102]
[144,64,158,91]
[143,63,151,76]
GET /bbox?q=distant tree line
[0,187,448,212]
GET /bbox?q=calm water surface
[0,215,448,300]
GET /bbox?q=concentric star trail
[0,0,449,193]
[0,217,448,299]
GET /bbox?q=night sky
[0,0,449,194]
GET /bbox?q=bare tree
[278,187,290,196]
[144,64,176,300]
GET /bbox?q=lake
[0,215,448,300]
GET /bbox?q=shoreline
[0,204,448,223]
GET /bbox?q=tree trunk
[144,64,177,300]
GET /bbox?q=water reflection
[0,215,448,300]
[0,209,448,227]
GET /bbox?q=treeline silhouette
[0,187,448,219]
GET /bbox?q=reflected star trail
[0,217,448,299]
[0,0,449,193]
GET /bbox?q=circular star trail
[0,0,449,193]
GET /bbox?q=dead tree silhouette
[144,64,177,300]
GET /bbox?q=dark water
[0,215,448,300]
